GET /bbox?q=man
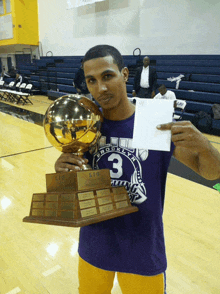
[132,56,157,98]
[0,66,17,81]
[154,84,176,101]
[54,45,220,294]
[14,73,23,84]
[154,84,177,108]
[73,59,92,100]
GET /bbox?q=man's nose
[97,81,107,93]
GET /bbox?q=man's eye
[103,74,112,80]
[88,79,95,84]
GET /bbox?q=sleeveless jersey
[78,113,174,276]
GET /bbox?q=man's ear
[121,67,129,82]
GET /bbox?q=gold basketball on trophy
[23,94,138,227]
[44,94,103,169]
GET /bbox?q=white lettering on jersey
[93,137,148,204]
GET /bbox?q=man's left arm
[157,121,220,180]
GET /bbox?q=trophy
[23,94,138,227]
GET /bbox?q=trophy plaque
[23,94,138,227]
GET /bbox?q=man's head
[83,45,130,116]
[143,56,150,68]
[158,84,167,96]
[83,45,124,71]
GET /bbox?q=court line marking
[43,265,61,277]
[210,140,220,145]
[0,146,53,159]
[6,287,21,294]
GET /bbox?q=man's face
[159,87,167,95]
[143,57,150,68]
[83,56,128,110]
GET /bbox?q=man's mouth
[98,95,112,103]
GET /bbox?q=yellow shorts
[78,256,165,294]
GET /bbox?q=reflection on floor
[0,101,44,125]
[0,95,52,126]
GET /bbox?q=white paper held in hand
[132,99,174,151]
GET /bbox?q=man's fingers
[55,153,88,173]
[157,121,192,131]
[56,164,81,173]
[59,153,88,166]
[157,122,174,130]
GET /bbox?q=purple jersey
[78,113,174,276]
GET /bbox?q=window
[5,0,11,13]
[0,0,4,15]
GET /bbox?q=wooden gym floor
[0,95,220,294]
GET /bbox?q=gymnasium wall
[37,0,220,56]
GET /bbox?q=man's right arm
[55,153,88,173]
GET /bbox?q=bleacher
[150,55,220,135]
[15,54,220,135]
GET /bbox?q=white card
[132,99,174,151]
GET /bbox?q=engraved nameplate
[81,207,97,218]
[96,189,111,197]
[45,210,57,217]
[116,201,128,209]
[61,193,75,201]
[32,202,44,209]
[78,191,94,201]
[32,209,44,216]
[98,196,112,205]
[112,187,126,194]
[46,171,77,192]
[33,194,44,201]
[114,194,127,202]
[45,202,58,209]
[47,194,59,201]
[60,202,74,210]
[99,204,114,213]
[79,199,96,209]
[77,170,111,191]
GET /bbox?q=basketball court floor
[0,95,220,294]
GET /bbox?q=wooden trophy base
[23,169,138,227]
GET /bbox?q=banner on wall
[0,14,13,41]
[67,0,106,9]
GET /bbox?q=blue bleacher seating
[156,65,220,75]
[15,54,220,135]
[158,79,220,93]
[185,101,213,114]
[172,89,220,104]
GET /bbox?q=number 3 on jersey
[108,153,123,178]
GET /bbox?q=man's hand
[132,90,136,97]
[55,153,88,173]
[151,91,156,98]
[157,121,210,153]
[157,120,220,180]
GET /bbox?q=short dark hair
[158,84,166,90]
[83,45,124,71]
